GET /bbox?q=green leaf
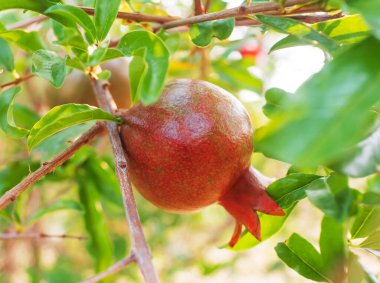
[87,41,109,66]
[31,50,67,88]
[0,0,53,13]
[189,18,235,47]
[212,59,263,93]
[27,200,83,225]
[351,205,380,239]
[27,103,120,150]
[156,29,180,54]
[117,30,169,105]
[320,216,346,278]
[275,233,328,282]
[34,122,95,162]
[256,15,339,54]
[332,127,380,177]
[254,37,380,168]
[12,104,40,129]
[0,38,13,71]
[263,88,291,118]
[267,173,321,209]
[52,20,88,51]
[347,253,366,283]
[0,87,29,138]
[77,169,113,272]
[86,157,122,207]
[94,0,121,41]
[346,0,380,39]
[44,4,97,44]
[358,230,380,251]
[306,177,354,222]
[231,205,294,251]
[0,30,45,52]
[0,161,39,196]
[271,15,370,52]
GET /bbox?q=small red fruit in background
[239,41,262,59]
[120,79,284,247]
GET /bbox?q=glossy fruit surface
[121,79,283,246]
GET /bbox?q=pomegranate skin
[120,79,253,213]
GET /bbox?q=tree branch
[0,122,105,210]
[194,0,204,15]
[159,0,313,29]
[81,253,136,283]
[0,233,87,240]
[0,73,35,90]
[81,7,177,23]
[89,78,159,283]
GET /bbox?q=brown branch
[204,0,211,13]
[81,7,177,23]
[81,253,136,283]
[159,0,313,29]
[194,0,204,15]
[89,78,159,283]
[0,233,87,240]
[0,73,35,90]
[0,122,105,210]
[6,15,47,30]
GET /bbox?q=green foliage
[0,38,14,71]
[255,37,380,169]
[0,86,29,138]
[0,30,45,52]
[270,15,370,52]
[94,0,121,41]
[117,30,170,105]
[27,200,83,225]
[275,233,328,282]
[256,15,339,54]
[77,167,113,273]
[32,50,67,88]
[267,173,320,209]
[345,0,380,39]
[351,205,380,239]
[44,4,97,44]
[189,18,235,47]
[27,103,120,150]
[262,88,291,118]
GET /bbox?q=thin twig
[81,253,136,283]
[160,0,312,29]
[81,7,177,23]
[0,123,105,210]
[89,78,159,283]
[0,233,87,240]
[194,0,204,15]
[6,15,47,30]
[0,73,35,90]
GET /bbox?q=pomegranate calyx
[219,166,285,247]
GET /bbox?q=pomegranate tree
[121,79,284,247]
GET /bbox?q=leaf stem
[0,73,35,90]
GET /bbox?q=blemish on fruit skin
[120,79,283,246]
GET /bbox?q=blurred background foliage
[0,0,380,282]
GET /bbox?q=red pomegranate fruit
[120,79,284,247]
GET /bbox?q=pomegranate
[120,79,284,247]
